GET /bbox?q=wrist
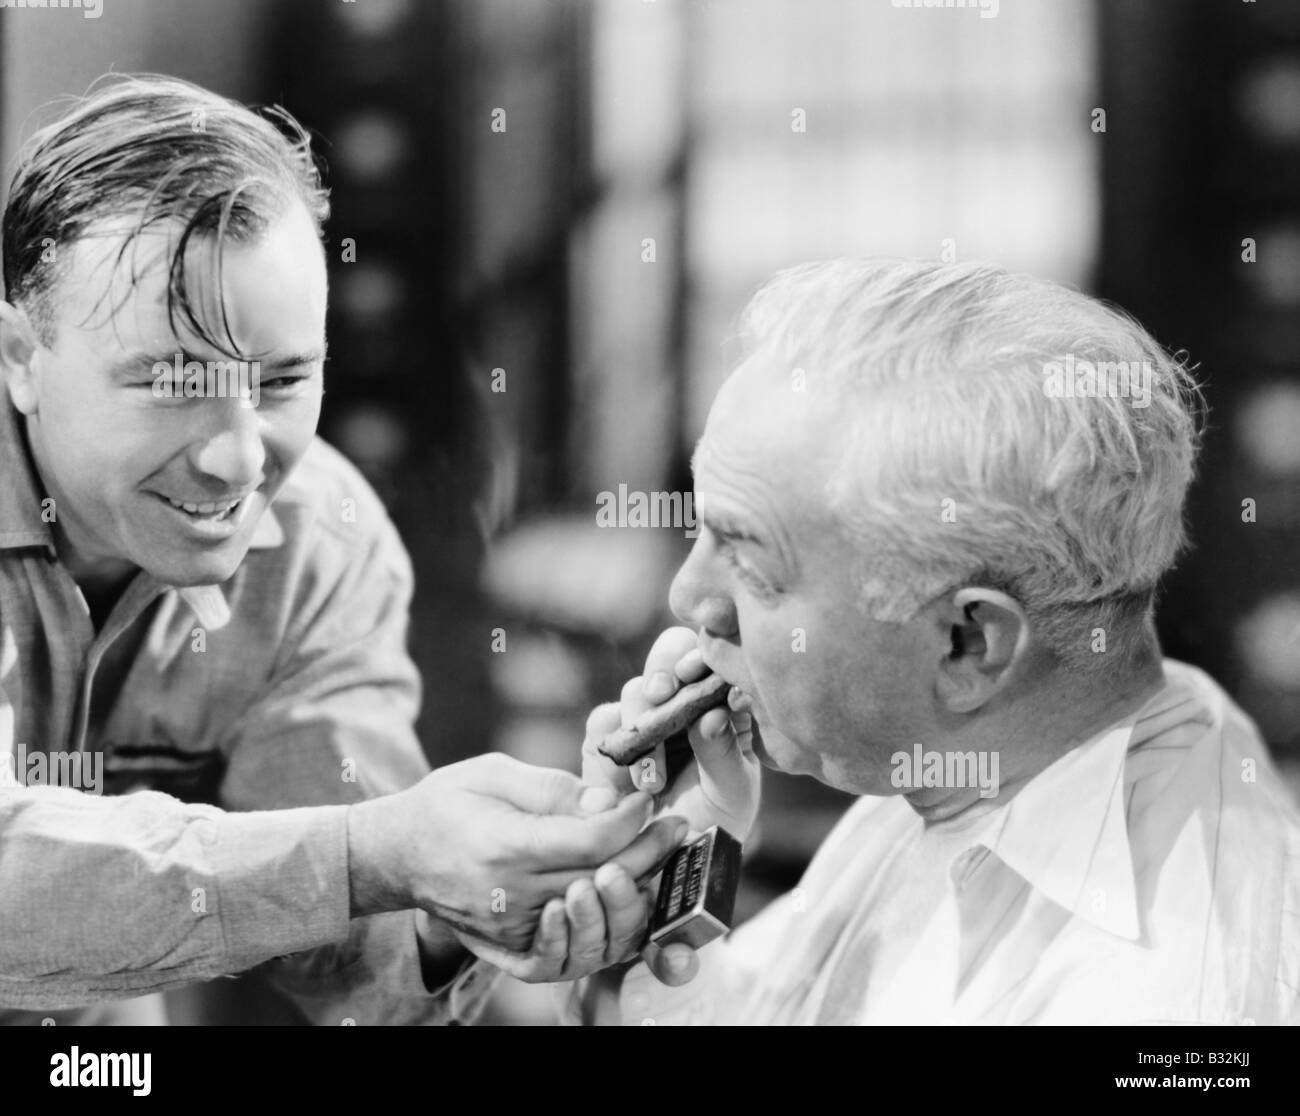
[346,796,411,917]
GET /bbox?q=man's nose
[190,400,266,490]
[669,540,738,638]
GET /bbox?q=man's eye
[721,542,772,594]
[261,373,314,391]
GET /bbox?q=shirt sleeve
[0,782,354,1008]
[214,511,476,1025]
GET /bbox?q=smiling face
[669,352,942,794]
[5,201,326,592]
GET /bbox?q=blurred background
[2,0,1298,1023]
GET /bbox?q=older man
[567,258,1300,1025]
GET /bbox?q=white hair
[736,258,1204,669]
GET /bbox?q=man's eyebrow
[700,509,764,547]
[261,347,328,370]
[106,346,327,378]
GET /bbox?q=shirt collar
[0,397,57,554]
[0,397,284,623]
[972,666,1206,942]
[167,500,283,631]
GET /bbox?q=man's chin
[136,546,249,589]
[750,722,810,775]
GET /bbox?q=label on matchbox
[648,825,743,950]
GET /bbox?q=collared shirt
[0,398,496,1023]
[587,659,1300,1025]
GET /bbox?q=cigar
[599,672,732,766]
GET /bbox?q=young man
[0,75,681,1025]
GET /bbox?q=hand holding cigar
[599,671,732,766]
[582,626,760,840]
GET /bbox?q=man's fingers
[630,747,668,793]
[582,702,636,792]
[564,878,608,973]
[686,707,761,829]
[694,705,734,748]
[605,814,688,883]
[455,897,567,982]
[618,676,669,792]
[641,627,702,687]
[586,701,623,741]
[533,897,570,963]
[673,645,709,684]
[472,754,595,816]
[523,790,655,868]
[594,862,652,962]
[620,674,654,723]
[642,940,700,987]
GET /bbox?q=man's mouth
[703,662,756,715]
[162,494,243,520]
[154,492,250,524]
[728,684,755,714]
[698,635,761,715]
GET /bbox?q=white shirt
[578,660,1300,1025]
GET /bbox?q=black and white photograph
[0,0,1295,1081]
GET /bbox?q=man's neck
[60,548,139,632]
[74,566,139,632]
[913,643,1167,824]
[20,414,140,630]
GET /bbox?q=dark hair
[1,73,330,353]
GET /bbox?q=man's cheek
[285,406,322,458]
[266,421,317,477]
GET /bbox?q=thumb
[581,702,635,794]
[642,940,699,987]
[685,705,760,831]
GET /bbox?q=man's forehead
[690,357,850,536]
[696,365,833,472]
[55,226,180,348]
[53,209,323,357]
[66,222,172,295]
[691,431,810,540]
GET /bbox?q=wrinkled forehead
[697,352,840,472]
[692,352,850,533]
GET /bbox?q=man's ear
[0,301,42,414]
[934,586,1031,713]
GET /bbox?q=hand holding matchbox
[582,628,764,958]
